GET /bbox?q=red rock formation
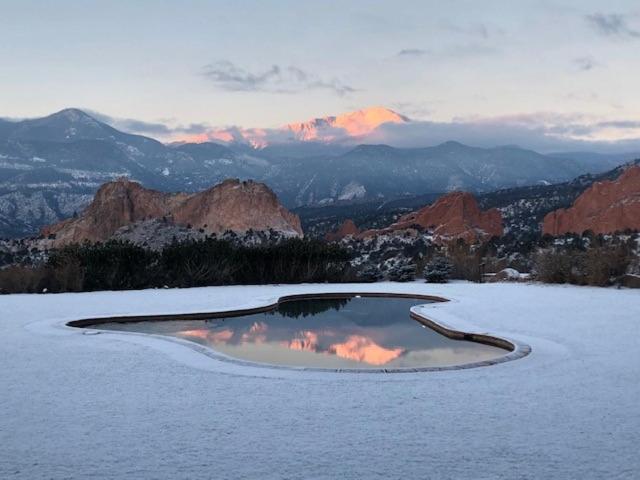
[361,191,503,243]
[41,179,176,245]
[543,165,640,236]
[173,179,302,237]
[325,219,360,241]
[42,178,302,246]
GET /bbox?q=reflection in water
[97,297,506,369]
[276,298,349,318]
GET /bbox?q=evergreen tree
[423,256,453,283]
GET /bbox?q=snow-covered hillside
[1,282,639,479]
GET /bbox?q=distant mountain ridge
[270,141,611,206]
[298,158,640,241]
[0,107,636,238]
[2,108,131,143]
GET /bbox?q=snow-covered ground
[1,282,639,479]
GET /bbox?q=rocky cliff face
[543,166,640,236]
[41,179,177,245]
[172,179,302,237]
[360,191,503,243]
[325,219,361,241]
[42,178,302,246]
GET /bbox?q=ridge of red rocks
[543,165,640,236]
[325,219,361,241]
[42,178,303,246]
[358,191,503,243]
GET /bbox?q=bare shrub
[446,241,482,282]
[0,265,48,294]
[533,249,581,284]
[535,245,630,286]
[47,258,85,292]
[583,246,630,286]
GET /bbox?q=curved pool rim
[66,292,532,373]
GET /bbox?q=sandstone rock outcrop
[543,165,640,236]
[361,191,503,243]
[42,178,303,246]
[325,219,361,241]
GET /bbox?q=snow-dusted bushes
[356,264,384,282]
[386,261,417,282]
[423,256,453,283]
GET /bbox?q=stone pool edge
[66,292,531,373]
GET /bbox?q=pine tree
[423,256,452,283]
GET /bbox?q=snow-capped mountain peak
[184,106,410,147]
[285,106,409,142]
[47,108,96,124]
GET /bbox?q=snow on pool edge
[40,284,532,377]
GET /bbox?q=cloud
[595,120,640,129]
[200,61,357,96]
[572,56,598,71]
[88,111,209,137]
[86,108,640,154]
[396,48,428,57]
[585,13,640,39]
[440,21,495,40]
[443,43,497,57]
[369,113,640,153]
[395,44,497,61]
[390,101,434,119]
[183,107,640,153]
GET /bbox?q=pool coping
[66,292,531,373]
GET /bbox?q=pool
[91,295,513,370]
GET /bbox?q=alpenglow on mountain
[184,106,410,147]
[0,107,633,238]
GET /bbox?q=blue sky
[2,0,640,148]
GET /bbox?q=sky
[1,0,640,150]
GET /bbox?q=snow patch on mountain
[338,181,366,201]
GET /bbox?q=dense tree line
[1,230,638,294]
[0,238,357,294]
[533,231,637,287]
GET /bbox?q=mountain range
[299,158,640,241]
[0,107,638,238]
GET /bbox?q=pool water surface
[95,296,509,370]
